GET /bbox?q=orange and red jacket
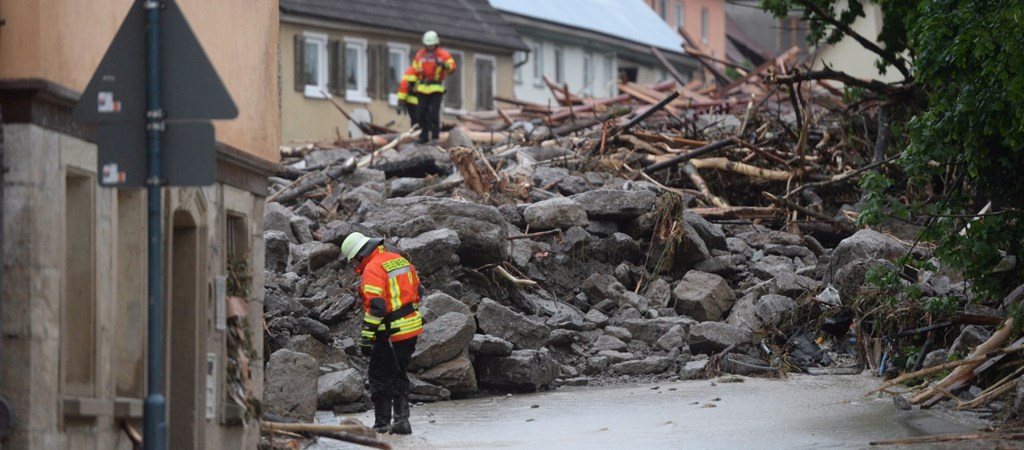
[410,47,456,95]
[356,245,423,342]
[396,65,420,105]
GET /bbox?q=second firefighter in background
[402,30,455,143]
[341,232,424,435]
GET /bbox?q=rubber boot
[390,394,412,435]
[372,397,392,434]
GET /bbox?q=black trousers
[368,336,417,402]
[404,101,419,128]
[417,92,444,141]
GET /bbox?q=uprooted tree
[762,0,1023,308]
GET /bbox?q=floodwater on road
[313,373,981,450]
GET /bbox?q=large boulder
[265,230,290,273]
[315,295,357,325]
[611,316,694,345]
[825,229,911,302]
[683,210,727,251]
[570,189,657,220]
[470,334,514,356]
[294,317,331,344]
[288,242,340,274]
[264,349,318,421]
[688,322,752,355]
[476,298,551,349]
[264,202,298,244]
[643,278,673,309]
[410,312,477,371]
[476,349,559,392]
[287,335,347,366]
[610,356,673,375]
[727,294,797,332]
[397,228,460,275]
[523,197,589,230]
[317,368,364,409]
[417,351,477,395]
[362,197,508,266]
[672,271,736,321]
[419,292,472,324]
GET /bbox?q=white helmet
[341,232,382,261]
[422,30,440,46]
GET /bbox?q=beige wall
[280,21,516,145]
[646,0,727,61]
[0,0,281,162]
[812,2,905,83]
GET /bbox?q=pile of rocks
[260,144,977,423]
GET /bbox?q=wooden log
[547,94,630,122]
[688,206,784,220]
[450,147,492,198]
[870,433,1024,446]
[643,137,737,174]
[911,318,1015,404]
[356,126,421,168]
[267,158,357,204]
[713,46,800,99]
[614,91,681,134]
[676,26,730,86]
[650,46,688,86]
[261,421,390,450]
[683,162,729,207]
[495,265,538,287]
[690,157,796,181]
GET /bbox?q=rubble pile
[261,48,1024,438]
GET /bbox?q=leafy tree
[761,0,1024,301]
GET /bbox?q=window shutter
[366,44,379,99]
[294,34,306,92]
[329,40,343,95]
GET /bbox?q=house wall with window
[280,22,516,144]
[0,1,276,449]
[645,0,726,63]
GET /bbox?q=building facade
[645,0,727,62]
[280,0,526,144]
[0,0,279,449]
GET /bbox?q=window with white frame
[513,51,526,85]
[474,54,497,111]
[344,37,370,102]
[385,43,410,106]
[603,55,615,96]
[302,31,328,98]
[701,7,709,44]
[554,46,564,84]
[675,2,684,29]
[582,52,593,96]
[531,42,543,86]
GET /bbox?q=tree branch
[796,0,911,80]
[772,68,917,100]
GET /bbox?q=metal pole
[143,0,167,449]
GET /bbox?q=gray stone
[316,295,356,325]
[320,222,376,247]
[726,292,759,331]
[921,349,949,369]
[570,189,658,220]
[316,368,364,409]
[295,317,331,344]
[832,259,894,303]
[498,204,526,229]
[388,177,427,197]
[586,219,620,237]
[584,309,610,327]
[610,356,673,375]
[643,278,673,309]
[726,237,754,257]
[265,230,290,273]
[265,202,298,244]
[825,229,911,288]
[287,335,347,366]
[736,230,803,249]
[689,322,753,355]
[592,335,628,352]
[291,215,314,244]
[265,349,318,421]
[362,197,508,266]
[679,357,709,380]
[611,316,694,345]
[264,291,306,319]
[755,294,797,327]
[419,292,471,324]
[289,241,340,274]
[524,197,589,230]
[672,271,736,321]
[470,334,514,356]
[683,210,727,251]
[604,325,632,342]
[476,298,551,349]
[950,326,991,357]
[409,376,451,402]
[769,272,819,299]
[410,312,477,370]
[749,256,797,280]
[592,233,642,264]
[721,354,772,376]
[341,168,386,187]
[695,255,747,278]
[582,273,626,304]
[418,352,477,395]
[554,226,592,253]
[397,228,460,275]
[673,220,711,268]
[341,185,384,217]
[765,244,816,262]
[476,349,560,392]
[655,324,690,351]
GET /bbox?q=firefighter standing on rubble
[410,30,456,143]
[341,232,424,435]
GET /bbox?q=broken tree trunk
[689,157,797,181]
[643,137,737,174]
[683,162,729,208]
[261,420,390,450]
[910,318,1014,405]
[450,146,493,199]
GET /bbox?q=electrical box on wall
[206,353,217,420]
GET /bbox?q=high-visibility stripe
[415,84,445,94]
[363,285,384,295]
[363,314,382,325]
[388,274,402,312]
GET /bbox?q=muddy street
[312,373,979,450]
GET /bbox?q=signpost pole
[143,0,167,449]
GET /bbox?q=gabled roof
[280,0,527,52]
[489,0,685,55]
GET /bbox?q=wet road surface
[313,373,980,450]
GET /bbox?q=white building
[490,0,698,105]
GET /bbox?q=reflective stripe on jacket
[356,245,423,342]
[411,47,456,95]
[397,65,420,105]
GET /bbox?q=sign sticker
[102,163,126,185]
[97,91,122,113]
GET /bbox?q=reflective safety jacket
[411,47,456,95]
[396,65,420,105]
[356,245,423,342]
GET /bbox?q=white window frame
[603,54,616,97]
[582,52,593,96]
[343,37,371,103]
[473,54,498,111]
[302,31,329,99]
[386,42,410,106]
[531,42,544,87]
[675,2,684,29]
[443,49,466,115]
[701,7,710,44]
[513,51,526,85]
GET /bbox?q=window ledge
[303,87,330,99]
[63,396,113,418]
[345,93,372,104]
[114,397,144,419]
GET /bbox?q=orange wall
[0,0,281,162]
[645,0,726,60]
